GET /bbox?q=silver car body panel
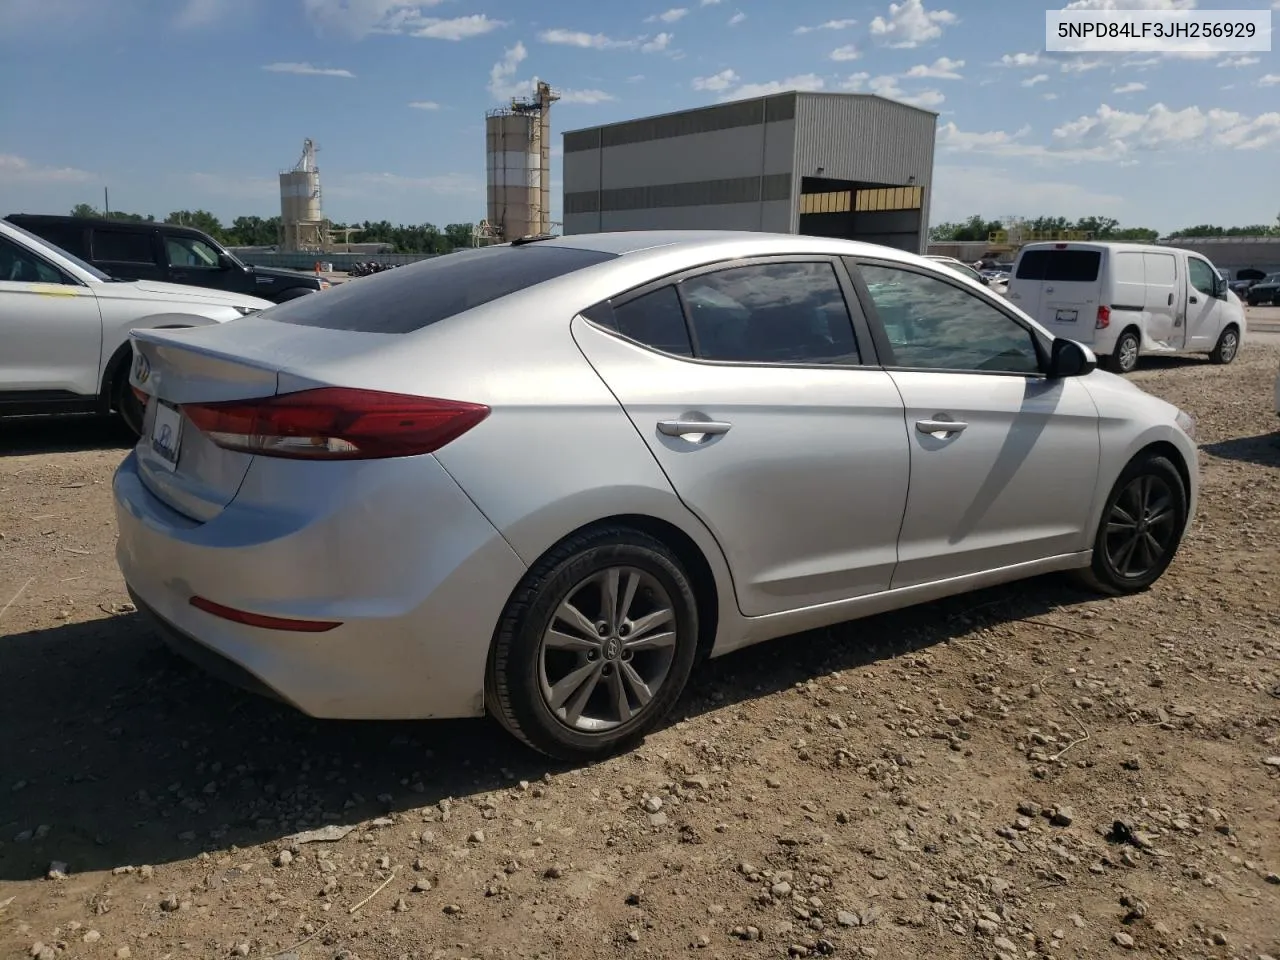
[113,230,1200,720]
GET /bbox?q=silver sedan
[114,231,1199,760]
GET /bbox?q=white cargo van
[1006,242,1246,373]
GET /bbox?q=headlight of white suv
[1175,409,1196,440]
[232,305,261,316]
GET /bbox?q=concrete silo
[484,81,559,242]
[279,139,327,252]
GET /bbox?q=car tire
[486,526,700,761]
[1209,325,1239,365]
[1107,330,1140,374]
[1076,453,1187,596]
[112,369,145,438]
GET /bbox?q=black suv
[4,214,328,303]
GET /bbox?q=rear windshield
[267,244,617,334]
[1015,249,1102,283]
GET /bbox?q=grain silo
[279,139,327,252]
[485,81,559,242]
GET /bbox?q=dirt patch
[2,349,1279,960]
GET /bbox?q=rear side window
[609,286,694,356]
[26,223,86,257]
[1015,249,1102,282]
[93,229,154,264]
[269,245,616,333]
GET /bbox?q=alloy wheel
[1219,330,1238,363]
[1104,474,1178,580]
[1117,335,1139,373]
[538,566,679,733]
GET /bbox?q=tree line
[930,213,1280,243]
[68,204,476,254]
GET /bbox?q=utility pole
[104,187,110,216]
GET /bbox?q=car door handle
[1189,295,1198,304]
[657,419,733,438]
[915,418,968,437]
[1167,293,1174,306]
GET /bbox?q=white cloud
[558,88,616,104]
[1219,55,1260,68]
[869,0,957,48]
[1260,74,1280,87]
[728,10,745,25]
[1054,102,1280,152]
[1021,73,1049,87]
[173,0,227,28]
[1060,57,1106,73]
[641,32,674,52]
[488,40,529,100]
[0,153,94,184]
[626,74,646,82]
[931,164,1126,225]
[903,56,964,79]
[339,171,482,195]
[302,0,442,38]
[998,52,1040,67]
[936,122,1120,163]
[646,7,688,22]
[725,73,825,99]
[840,72,872,90]
[183,171,277,200]
[794,18,857,34]
[1113,81,1146,94]
[411,14,504,40]
[867,75,944,108]
[692,68,739,91]
[262,61,355,78]
[408,100,440,109]
[700,0,722,4]
[830,45,861,62]
[539,28,628,48]
[1043,92,1059,100]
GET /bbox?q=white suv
[0,218,272,435]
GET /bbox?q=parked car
[1006,242,1245,374]
[0,218,272,434]
[4,214,329,304]
[115,231,1198,760]
[924,255,991,285]
[1245,273,1280,306]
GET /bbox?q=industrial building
[1158,235,1280,280]
[481,81,558,243]
[279,139,327,252]
[561,91,937,253]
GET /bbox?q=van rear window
[268,244,617,334]
[1015,250,1102,283]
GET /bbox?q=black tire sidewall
[1211,327,1238,364]
[1090,455,1187,593]
[113,373,144,437]
[489,532,699,760]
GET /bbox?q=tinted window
[27,223,86,257]
[270,245,617,333]
[1015,249,1102,282]
[679,261,860,364]
[0,236,75,285]
[1187,257,1215,296]
[94,229,154,264]
[609,286,693,356]
[165,235,222,268]
[858,264,1040,374]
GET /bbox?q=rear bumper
[113,451,527,719]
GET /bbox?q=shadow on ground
[0,415,134,457]
[1202,432,1280,467]
[0,576,1089,881]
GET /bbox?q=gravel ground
[1,344,1278,960]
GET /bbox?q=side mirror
[217,253,235,270]
[1213,276,1227,299]
[1048,338,1096,378]
[980,274,990,286]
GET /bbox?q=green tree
[165,209,226,240]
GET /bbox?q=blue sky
[0,0,1276,234]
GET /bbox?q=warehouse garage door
[798,179,924,253]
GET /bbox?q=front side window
[93,229,154,264]
[856,263,1041,374]
[165,236,222,269]
[0,236,74,285]
[1187,257,1215,296]
[679,261,860,364]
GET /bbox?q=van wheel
[1108,330,1140,374]
[112,370,145,438]
[1076,453,1187,596]
[486,527,699,761]
[1209,326,1239,365]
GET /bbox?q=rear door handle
[657,419,732,438]
[916,418,968,437]
[1167,293,1174,306]
[1189,295,1198,304]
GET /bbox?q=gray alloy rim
[1118,336,1139,372]
[1219,330,1238,362]
[1105,474,1177,580]
[538,566,678,733]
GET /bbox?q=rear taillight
[181,388,490,460]
[1096,305,1111,329]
